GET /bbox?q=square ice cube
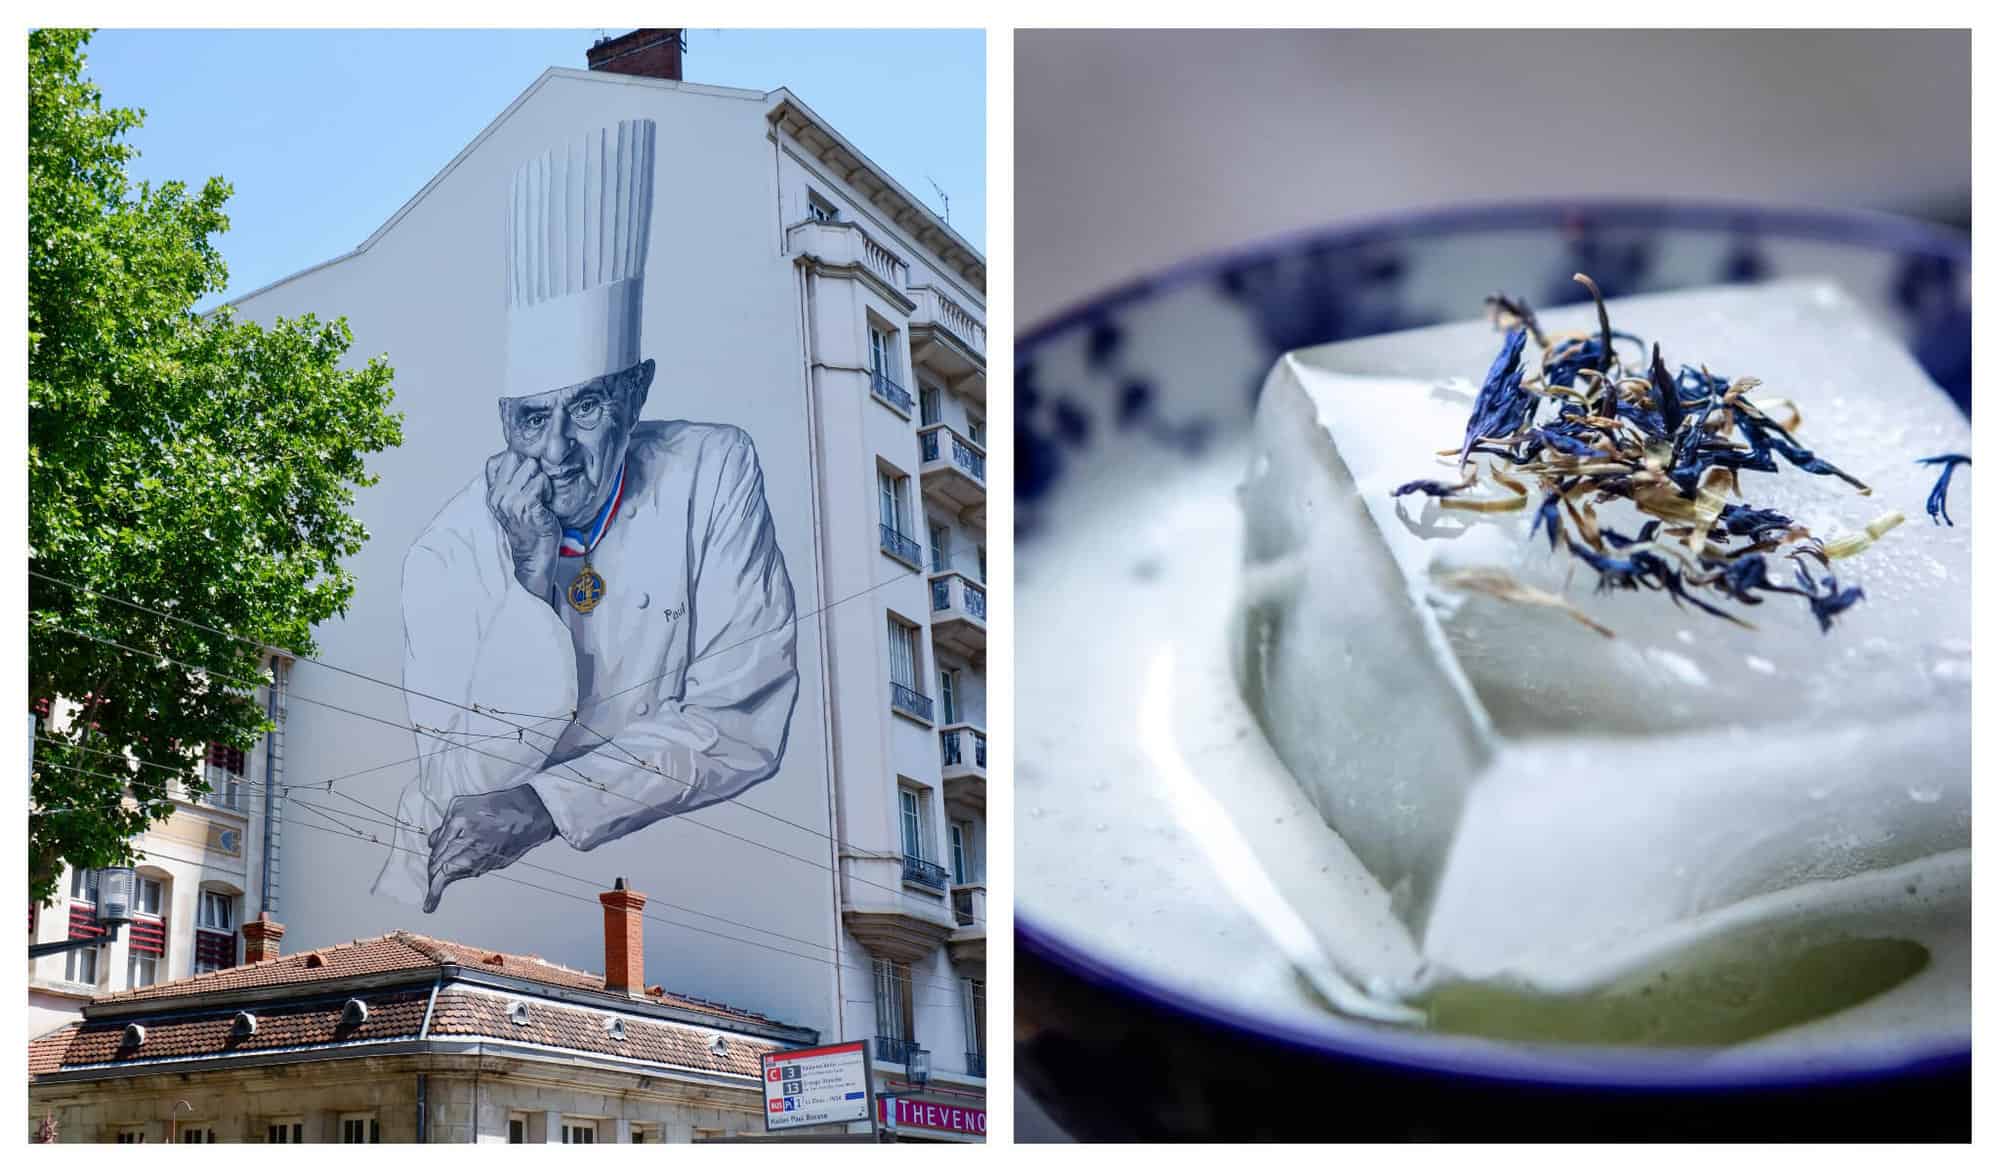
[1241,280,1970,1004]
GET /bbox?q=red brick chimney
[599,878,648,997]
[242,913,284,964]
[586,29,684,82]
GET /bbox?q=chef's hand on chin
[486,451,561,605]
[424,784,559,912]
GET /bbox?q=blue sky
[78,29,986,308]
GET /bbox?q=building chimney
[242,913,284,964]
[586,29,684,82]
[599,878,648,997]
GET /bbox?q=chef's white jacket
[374,420,800,904]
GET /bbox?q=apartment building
[28,31,986,1141]
[28,666,288,1040]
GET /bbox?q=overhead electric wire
[31,557,934,746]
[270,805,982,1000]
[31,571,971,902]
[41,792,984,1004]
[33,756,984,987]
[36,762,985,1000]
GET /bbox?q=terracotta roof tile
[29,1024,80,1077]
[44,989,434,1073]
[426,988,775,1079]
[84,931,788,1030]
[94,933,437,1005]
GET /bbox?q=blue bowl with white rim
[1013,199,1970,1140]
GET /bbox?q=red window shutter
[205,742,246,774]
[195,929,236,971]
[67,904,103,940]
[129,917,167,957]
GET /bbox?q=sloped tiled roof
[44,989,433,1071]
[32,931,805,1082]
[428,988,775,1080]
[91,931,784,1029]
[30,1024,81,1077]
[93,933,437,1005]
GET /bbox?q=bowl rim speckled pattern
[1016,197,1972,1091]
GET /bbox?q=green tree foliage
[28,29,403,904]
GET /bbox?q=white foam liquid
[1019,283,1969,1062]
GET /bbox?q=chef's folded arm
[529,432,802,851]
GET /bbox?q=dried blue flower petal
[1531,427,1604,458]
[1459,328,1532,462]
[1793,567,1866,633]
[1714,504,1796,543]
[1649,342,1686,438]
[1390,277,1881,637]
[1916,453,1970,526]
[1529,492,1563,550]
[1392,478,1472,499]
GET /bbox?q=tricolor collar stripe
[559,462,626,557]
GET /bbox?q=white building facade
[38,48,985,1140]
[28,663,287,1040]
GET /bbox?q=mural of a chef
[376,119,801,912]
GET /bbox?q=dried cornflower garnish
[1399,274,1898,635]
[1916,454,1970,526]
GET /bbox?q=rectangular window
[129,951,159,989]
[929,521,950,573]
[899,786,927,862]
[968,415,986,446]
[70,868,98,903]
[196,890,236,974]
[950,821,973,885]
[198,891,234,932]
[66,943,101,985]
[939,668,960,724]
[963,976,987,1061]
[887,619,918,689]
[630,1125,656,1143]
[179,1125,214,1143]
[561,1120,597,1144]
[873,958,914,1045]
[135,876,163,916]
[808,191,838,223]
[919,383,942,427]
[508,1115,527,1144]
[868,326,896,380]
[877,470,911,535]
[268,1121,303,1143]
[978,545,986,583]
[116,1127,146,1143]
[340,1114,379,1144]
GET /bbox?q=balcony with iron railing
[918,424,986,516]
[948,883,986,967]
[870,367,914,417]
[889,681,934,725]
[940,723,988,812]
[928,572,986,658]
[786,219,911,296]
[874,1036,921,1066]
[901,853,949,893]
[940,726,987,774]
[879,522,923,570]
[909,285,986,399]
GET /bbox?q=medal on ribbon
[560,462,626,615]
